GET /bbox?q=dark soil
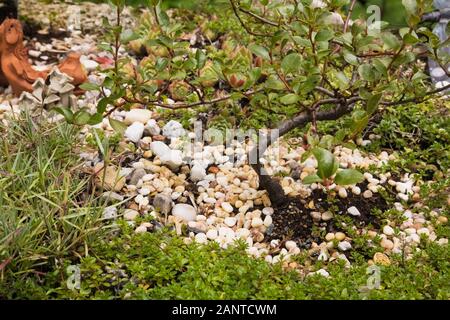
[266,181,390,248]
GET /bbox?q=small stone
[172,203,197,222]
[135,225,147,234]
[124,109,152,125]
[251,217,263,228]
[190,164,206,182]
[224,217,237,227]
[125,122,145,143]
[145,119,161,135]
[80,57,99,71]
[285,241,297,251]
[162,120,185,138]
[310,211,321,221]
[363,190,373,198]
[417,228,430,237]
[347,206,361,217]
[160,150,183,170]
[438,216,448,224]
[381,238,394,250]
[150,141,171,158]
[153,193,173,214]
[383,225,395,236]
[338,188,348,198]
[351,186,361,195]
[128,168,146,186]
[321,211,333,221]
[221,202,234,213]
[124,209,139,221]
[28,49,41,58]
[94,163,126,192]
[206,229,218,240]
[103,206,117,220]
[262,207,274,216]
[195,233,208,244]
[325,233,335,241]
[335,232,346,241]
[313,269,330,278]
[338,241,352,251]
[263,215,273,227]
[373,252,390,266]
[101,191,124,203]
[208,166,220,174]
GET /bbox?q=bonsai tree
[68,0,449,207]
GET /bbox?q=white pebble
[347,206,361,217]
[262,207,274,215]
[285,240,297,251]
[338,241,352,251]
[206,229,218,240]
[383,225,395,236]
[195,233,208,244]
[221,202,234,213]
[224,217,237,227]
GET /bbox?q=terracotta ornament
[0,18,87,96]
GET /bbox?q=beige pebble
[325,233,335,241]
[373,252,390,266]
[335,232,346,241]
[363,190,373,198]
[321,211,333,221]
[438,216,448,224]
[381,238,394,250]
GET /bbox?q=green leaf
[358,64,376,82]
[402,0,417,15]
[53,107,74,123]
[302,174,323,185]
[312,147,338,180]
[79,82,100,91]
[366,93,382,115]
[403,33,419,45]
[120,29,140,44]
[96,98,110,114]
[280,94,300,105]
[74,110,92,125]
[88,113,103,125]
[350,110,369,137]
[343,50,358,66]
[109,118,127,134]
[381,32,401,51]
[265,76,285,90]
[248,44,271,61]
[195,50,207,70]
[281,53,302,74]
[335,169,364,186]
[315,29,334,42]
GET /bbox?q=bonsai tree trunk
[249,100,359,208]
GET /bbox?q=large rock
[150,141,171,158]
[150,141,183,170]
[162,120,185,138]
[94,163,126,192]
[172,203,197,222]
[124,109,152,125]
[160,150,183,170]
[153,193,173,214]
[145,119,161,136]
[125,122,144,143]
